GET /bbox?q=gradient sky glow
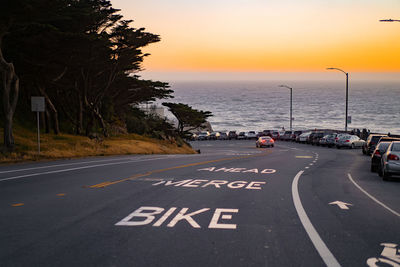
[111,0,400,79]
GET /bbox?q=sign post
[31,97,45,155]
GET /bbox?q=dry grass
[0,125,195,163]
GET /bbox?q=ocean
[166,80,400,134]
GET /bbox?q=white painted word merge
[115,206,239,230]
[152,179,266,190]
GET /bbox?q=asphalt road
[1,140,399,267]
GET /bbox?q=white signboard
[31,97,45,112]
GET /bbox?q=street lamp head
[278,85,292,90]
[379,19,400,22]
[326,67,347,75]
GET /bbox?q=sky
[111,0,400,81]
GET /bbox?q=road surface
[1,140,399,266]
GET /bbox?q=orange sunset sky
[111,0,400,80]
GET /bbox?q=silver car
[336,135,365,149]
[380,141,400,181]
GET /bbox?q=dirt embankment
[0,126,195,163]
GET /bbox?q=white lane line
[0,156,170,174]
[0,158,167,182]
[347,173,400,218]
[305,167,309,169]
[292,171,341,267]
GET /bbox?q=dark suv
[228,131,237,140]
[310,132,325,145]
[362,134,386,155]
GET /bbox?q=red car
[256,136,275,148]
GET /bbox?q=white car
[198,131,210,140]
[298,132,311,143]
[336,135,365,149]
[246,131,257,140]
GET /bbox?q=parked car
[298,132,311,143]
[310,132,325,145]
[271,131,280,140]
[219,132,228,140]
[281,131,293,141]
[377,136,400,146]
[380,141,400,181]
[334,133,349,146]
[257,132,266,138]
[336,135,365,149]
[256,136,275,148]
[228,131,237,140]
[263,130,273,137]
[198,131,210,140]
[237,132,246,140]
[278,131,285,140]
[307,132,318,144]
[246,131,257,140]
[362,134,387,155]
[291,130,303,142]
[319,134,330,146]
[371,141,392,173]
[209,131,221,140]
[325,133,338,148]
[190,132,199,141]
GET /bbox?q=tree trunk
[92,106,108,137]
[38,86,59,134]
[44,110,51,133]
[77,93,83,135]
[0,39,19,151]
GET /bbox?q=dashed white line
[292,170,341,267]
[347,173,400,218]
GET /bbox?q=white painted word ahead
[198,167,276,174]
[115,206,238,230]
[152,179,266,190]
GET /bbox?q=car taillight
[374,150,380,156]
[345,140,350,142]
[388,154,399,161]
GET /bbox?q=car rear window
[377,142,390,151]
[371,136,383,143]
[391,143,400,151]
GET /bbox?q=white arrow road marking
[329,201,353,210]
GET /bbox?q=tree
[162,102,212,136]
[0,0,41,150]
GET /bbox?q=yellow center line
[296,156,313,158]
[11,203,24,207]
[89,151,272,189]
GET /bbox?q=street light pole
[278,85,293,131]
[326,68,349,132]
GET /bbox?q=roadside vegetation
[0,124,194,163]
[0,0,211,160]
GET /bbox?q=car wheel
[362,148,366,155]
[351,144,355,149]
[336,146,340,149]
[382,168,390,181]
[370,164,375,172]
[271,144,274,147]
